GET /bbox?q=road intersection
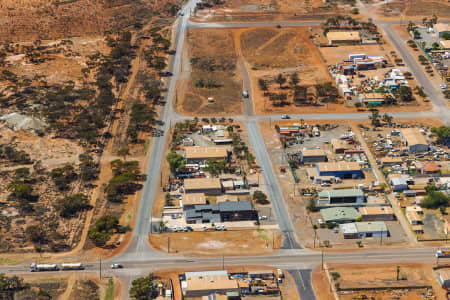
[6,0,450,298]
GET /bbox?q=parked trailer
[437,249,450,258]
[30,263,59,272]
[61,263,84,270]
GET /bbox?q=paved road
[288,269,315,300]
[247,120,301,249]
[117,0,202,261]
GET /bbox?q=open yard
[179,28,243,116]
[149,230,282,256]
[372,0,450,21]
[323,263,446,300]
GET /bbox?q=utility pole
[272,231,275,249]
[222,253,225,269]
[313,230,317,248]
[168,237,170,253]
[321,250,324,270]
[99,256,102,280]
[160,171,163,187]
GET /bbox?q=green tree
[306,198,317,212]
[129,274,155,300]
[166,152,185,175]
[54,193,92,218]
[431,126,450,145]
[88,215,121,247]
[50,165,78,191]
[117,147,130,160]
[289,72,299,88]
[253,190,269,204]
[258,78,268,91]
[275,74,286,89]
[382,113,393,125]
[204,159,226,177]
[25,225,47,244]
[421,191,449,209]
[369,111,381,127]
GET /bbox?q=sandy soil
[178,28,243,116]
[149,230,282,256]
[325,262,447,300]
[370,0,450,22]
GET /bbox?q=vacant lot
[373,0,450,20]
[149,230,282,256]
[324,263,446,300]
[180,29,243,116]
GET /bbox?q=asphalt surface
[9,1,450,299]
[288,269,315,300]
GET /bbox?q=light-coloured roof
[185,270,228,280]
[359,206,393,216]
[184,178,222,191]
[401,128,427,146]
[380,157,403,164]
[320,207,361,222]
[355,221,388,233]
[186,279,238,291]
[339,223,358,234]
[406,206,423,213]
[441,40,450,49]
[327,31,361,41]
[237,281,250,288]
[435,23,450,33]
[331,139,349,150]
[222,180,234,188]
[318,189,364,198]
[406,210,421,222]
[302,149,327,157]
[317,162,361,172]
[216,195,239,203]
[182,193,206,205]
[185,146,229,159]
[439,270,450,281]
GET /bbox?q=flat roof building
[359,206,394,221]
[316,162,362,179]
[437,270,450,289]
[327,31,361,44]
[320,207,361,223]
[331,139,349,153]
[318,189,365,206]
[182,193,207,207]
[184,146,230,164]
[184,201,258,224]
[184,178,223,195]
[400,128,428,153]
[340,221,389,239]
[406,210,422,225]
[300,149,328,163]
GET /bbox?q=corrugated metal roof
[318,189,364,198]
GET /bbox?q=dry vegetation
[0,0,180,254]
[181,29,243,115]
[375,0,450,20]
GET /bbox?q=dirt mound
[0,112,47,133]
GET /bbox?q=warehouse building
[359,206,394,221]
[318,189,365,206]
[184,178,223,195]
[181,270,239,298]
[184,201,258,224]
[339,221,389,239]
[437,270,450,289]
[184,146,231,164]
[435,23,450,38]
[327,31,361,45]
[299,149,328,163]
[390,176,408,192]
[182,193,207,209]
[316,162,362,179]
[400,128,428,153]
[320,207,361,223]
[331,139,350,153]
